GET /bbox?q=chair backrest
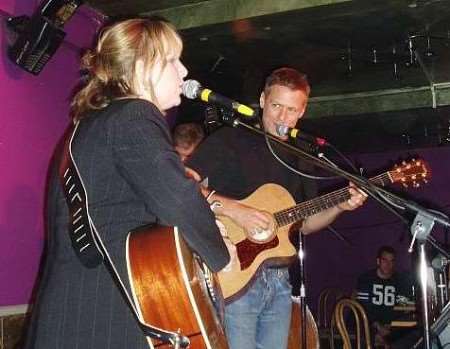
[317,287,345,329]
[333,298,372,349]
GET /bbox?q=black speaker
[8,15,65,75]
[7,0,82,75]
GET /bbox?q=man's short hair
[377,245,396,258]
[264,67,311,96]
[173,122,205,148]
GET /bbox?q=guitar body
[218,183,298,301]
[216,159,431,301]
[126,225,229,349]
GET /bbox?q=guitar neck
[274,172,391,227]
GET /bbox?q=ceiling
[85,0,450,153]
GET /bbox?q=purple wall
[0,1,102,306]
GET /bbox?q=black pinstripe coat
[24,99,229,349]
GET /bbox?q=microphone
[431,254,448,270]
[275,124,328,146]
[182,80,255,117]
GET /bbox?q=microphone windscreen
[182,79,201,99]
[275,124,289,137]
[431,254,447,270]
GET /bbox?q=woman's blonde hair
[70,18,182,120]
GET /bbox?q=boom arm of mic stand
[228,118,415,232]
[228,115,450,349]
[230,118,450,238]
[376,188,450,260]
[228,116,450,349]
[231,119,390,196]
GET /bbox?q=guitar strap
[58,122,103,268]
[58,121,189,347]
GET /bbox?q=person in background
[173,122,205,162]
[188,67,367,349]
[356,245,414,348]
[23,18,229,349]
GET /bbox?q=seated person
[356,245,413,348]
[173,122,205,162]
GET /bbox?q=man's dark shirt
[187,124,318,295]
[187,125,317,202]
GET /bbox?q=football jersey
[356,269,413,325]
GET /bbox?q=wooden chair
[332,298,372,349]
[317,287,345,347]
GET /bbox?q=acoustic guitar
[217,159,430,301]
[126,225,229,349]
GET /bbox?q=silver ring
[252,228,262,235]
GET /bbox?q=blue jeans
[224,267,292,349]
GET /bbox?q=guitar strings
[274,173,390,226]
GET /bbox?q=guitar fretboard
[274,172,391,227]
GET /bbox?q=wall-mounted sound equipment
[7,0,83,75]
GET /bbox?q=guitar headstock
[389,159,431,188]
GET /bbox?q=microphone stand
[221,114,450,349]
[296,230,308,349]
